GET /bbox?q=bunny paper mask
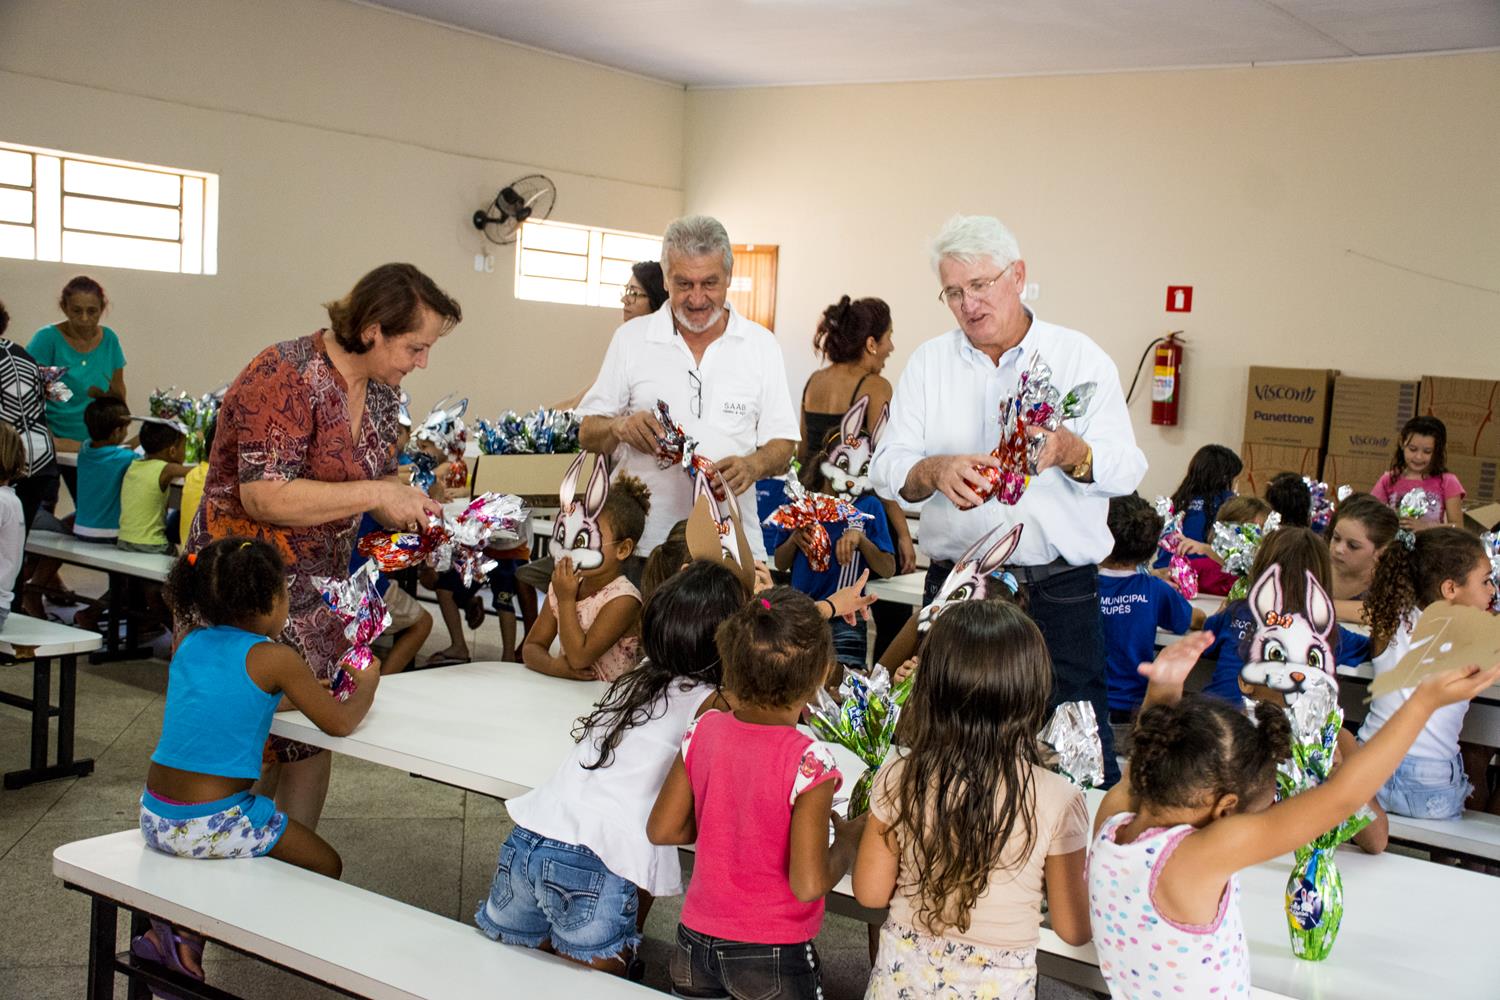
[553,451,610,571]
[687,468,754,591]
[820,395,889,501]
[1238,565,1337,709]
[916,523,1024,632]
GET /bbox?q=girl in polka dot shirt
[1088,633,1499,999]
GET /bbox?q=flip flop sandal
[129,918,205,1000]
[419,653,470,670]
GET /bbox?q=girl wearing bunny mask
[523,453,652,682]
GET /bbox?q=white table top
[24,530,173,582]
[0,612,103,657]
[275,664,1499,1000]
[53,831,652,1000]
[271,664,606,800]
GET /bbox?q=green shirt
[119,458,168,547]
[26,324,127,442]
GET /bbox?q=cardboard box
[1238,441,1323,496]
[1326,376,1420,459]
[1243,367,1338,449]
[1419,375,1500,457]
[1447,454,1500,503]
[470,452,582,500]
[1322,453,1392,495]
[1463,501,1500,534]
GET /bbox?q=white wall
[684,53,1500,496]
[0,0,686,419]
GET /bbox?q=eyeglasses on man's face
[938,263,1014,307]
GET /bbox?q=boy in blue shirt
[1099,494,1205,718]
[73,396,135,541]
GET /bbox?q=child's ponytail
[1368,528,1486,650]
[1246,700,1293,779]
[1131,694,1286,812]
[1364,536,1417,651]
[165,537,286,629]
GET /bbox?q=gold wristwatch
[1069,446,1094,482]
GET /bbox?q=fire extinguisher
[1151,331,1184,426]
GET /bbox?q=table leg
[28,655,50,770]
[3,655,96,788]
[106,571,124,657]
[56,654,82,767]
[86,896,118,1000]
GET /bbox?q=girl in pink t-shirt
[649,588,862,1000]
[1371,416,1465,529]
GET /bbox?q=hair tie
[760,597,771,610]
[186,552,198,566]
[239,540,252,550]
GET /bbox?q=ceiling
[365,0,1500,88]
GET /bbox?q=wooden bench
[54,830,660,1000]
[24,529,174,661]
[0,612,104,788]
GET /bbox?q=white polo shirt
[869,314,1147,568]
[576,303,799,558]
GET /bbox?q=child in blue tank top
[133,537,382,991]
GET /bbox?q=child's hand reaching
[1413,663,1500,710]
[1136,631,1215,707]
[893,656,919,685]
[826,569,876,624]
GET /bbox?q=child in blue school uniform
[1201,526,1370,702]
[1153,443,1240,568]
[133,538,380,990]
[766,455,894,672]
[1099,495,1205,720]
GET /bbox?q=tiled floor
[0,571,1097,999]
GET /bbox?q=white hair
[663,215,734,274]
[929,214,1022,274]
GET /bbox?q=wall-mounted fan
[472,174,556,244]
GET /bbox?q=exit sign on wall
[1166,286,1193,312]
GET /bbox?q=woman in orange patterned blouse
[188,263,459,831]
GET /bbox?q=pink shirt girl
[545,575,643,682]
[1371,471,1465,523]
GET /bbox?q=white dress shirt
[576,303,800,559]
[869,315,1146,568]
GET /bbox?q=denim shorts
[830,618,867,669]
[1376,752,1472,820]
[474,825,640,963]
[670,923,824,1000]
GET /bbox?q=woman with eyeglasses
[620,261,667,322]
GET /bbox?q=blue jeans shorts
[474,825,640,963]
[1376,752,1472,820]
[670,923,824,1000]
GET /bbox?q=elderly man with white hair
[870,214,1146,785]
[577,214,798,560]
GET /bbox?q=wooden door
[729,244,778,331]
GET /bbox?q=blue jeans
[1376,752,1472,820]
[670,924,824,1000]
[924,561,1119,786]
[830,617,867,669]
[474,825,640,962]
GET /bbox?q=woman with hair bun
[798,295,914,574]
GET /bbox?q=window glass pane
[34,156,61,262]
[520,248,588,281]
[180,177,204,275]
[0,223,36,260]
[0,188,32,225]
[63,231,181,272]
[601,232,662,262]
[520,221,589,254]
[202,174,219,275]
[64,160,181,206]
[599,258,635,286]
[64,195,180,239]
[0,150,31,187]
[515,275,588,306]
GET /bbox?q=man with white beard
[577,215,798,561]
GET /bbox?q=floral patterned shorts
[139,789,288,859]
[866,921,1038,1000]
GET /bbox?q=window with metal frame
[514,219,661,308]
[0,141,218,275]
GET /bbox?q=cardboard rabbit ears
[915,522,1024,631]
[1370,600,1500,699]
[687,468,755,592]
[554,451,609,570]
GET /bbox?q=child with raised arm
[648,587,863,1000]
[132,538,381,991]
[854,600,1091,999]
[1089,632,1499,999]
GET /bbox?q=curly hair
[1365,527,1485,650]
[165,537,287,628]
[813,295,891,365]
[601,473,651,546]
[1106,493,1163,566]
[573,560,744,770]
[1130,695,1291,811]
[716,586,832,709]
[888,601,1051,935]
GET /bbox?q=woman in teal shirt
[27,275,128,500]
